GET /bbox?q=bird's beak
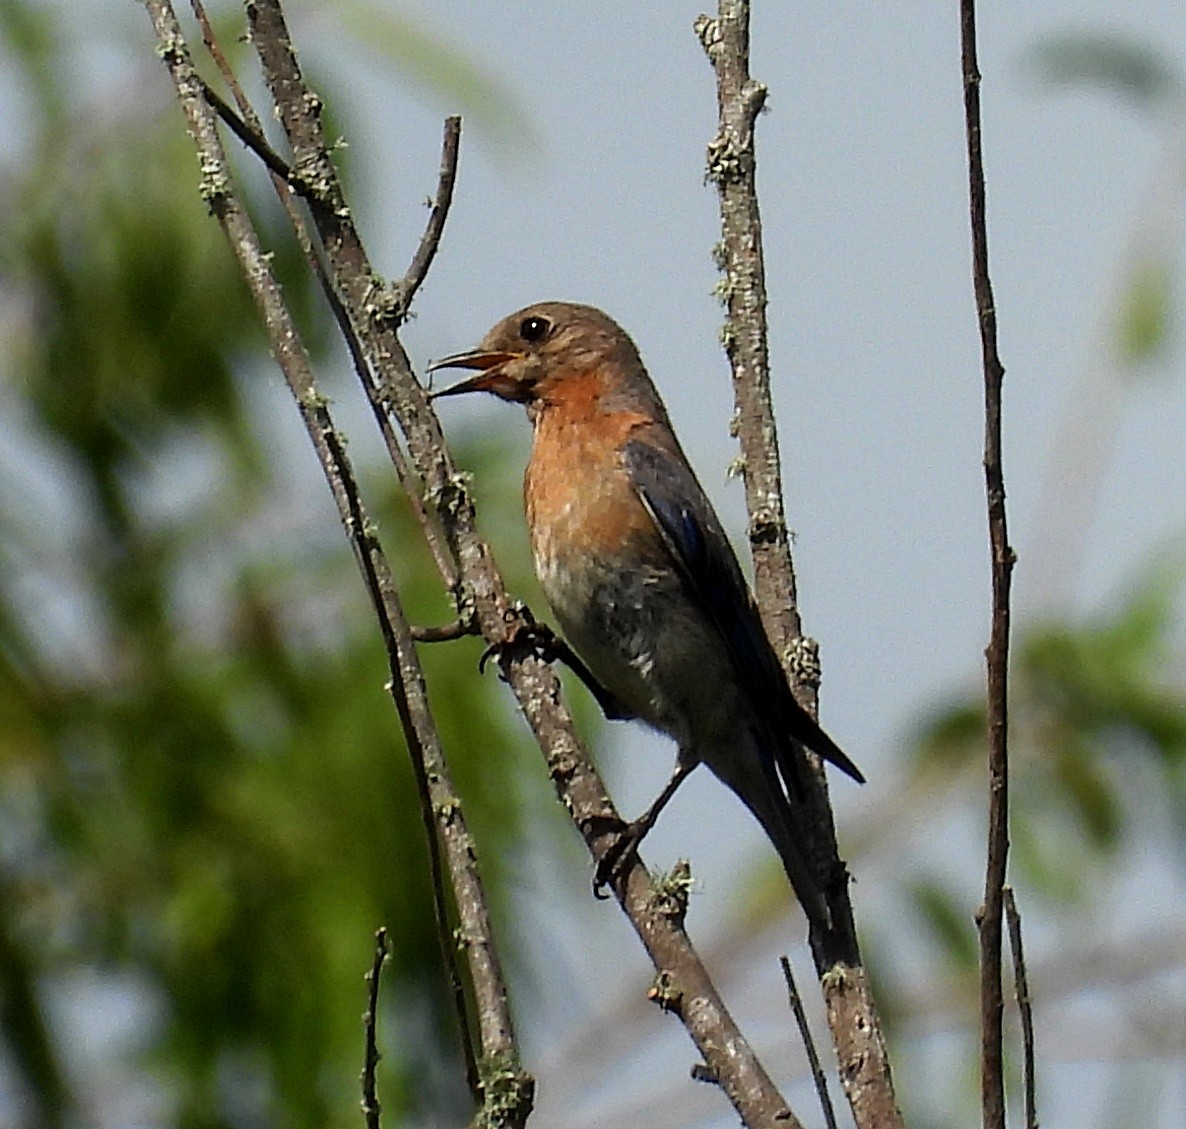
[427,349,525,400]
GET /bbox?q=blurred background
[1,1,1184,1126]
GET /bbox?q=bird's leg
[544,635,636,721]
[592,756,699,898]
[480,614,636,721]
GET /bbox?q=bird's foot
[591,816,651,900]
[479,614,635,721]
[477,610,558,675]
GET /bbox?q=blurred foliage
[1024,30,1182,110]
[913,558,1186,910]
[1026,31,1183,376]
[1115,257,1175,367]
[0,4,543,1128]
[330,0,542,161]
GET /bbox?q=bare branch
[190,3,300,185]
[412,618,480,643]
[1004,888,1037,1129]
[696,4,902,1126]
[145,0,820,1123]
[195,0,459,586]
[203,32,472,1054]
[393,116,461,319]
[779,956,838,1129]
[190,0,473,1082]
[362,928,389,1129]
[201,79,298,184]
[959,3,1017,1127]
[145,3,523,1119]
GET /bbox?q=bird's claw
[478,617,560,676]
[592,819,648,899]
[478,618,637,721]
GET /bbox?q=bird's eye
[519,315,551,343]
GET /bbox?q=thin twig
[190,0,473,1083]
[189,0,238,87]
[323,420,482,1102]
[1004,888,1038,1129]
[695,4,901,1127]
[392,116,461,319]
[959,3,1016,1128]
[412,618,480,643]
[150,3,516,1116]
[362,927,389,1129]
[201,79,298,183]
[779,956,838,1129]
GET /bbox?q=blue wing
[623,437,864,789]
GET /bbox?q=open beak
[427,349,524,400]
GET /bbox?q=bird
[429,301,862,937]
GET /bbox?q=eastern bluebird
[430,302,862,935]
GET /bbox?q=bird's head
[429,301,647,409]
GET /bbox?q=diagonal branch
[244,2,803,1120]
[1004,887,1038,1129]
[189,0,476,1090]
[695,4,902,1127]
[143,3,527,1121]
[200,79,299,184]
[144,0,821,1124]
[959,3,1017,1128]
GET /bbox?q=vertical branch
[959,3,1016,1128]
[695,5,903,1128]
[362,928,389,1129]
[693,5,793,647]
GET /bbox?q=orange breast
[524,371,656,570]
